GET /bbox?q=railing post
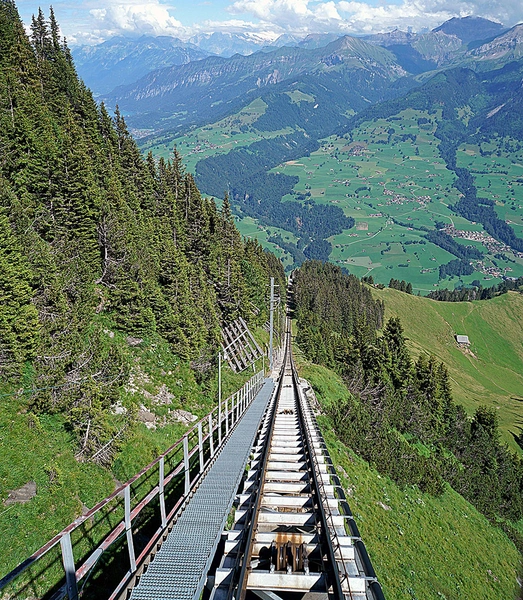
[236,391,240,422]
[209,412,214,456]
[159,457,167,528]
[198,422,204,473]
[225,397,229,436]
[183,435,190,495]
[218,400,222,446]
[60,532,79,600]
[124,485,137,573]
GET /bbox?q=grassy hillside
[0,324,269,588]
[372,288,523,451]
[297,360,522,600]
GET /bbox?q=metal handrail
[0,371,264,600]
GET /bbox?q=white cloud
[229,0,310,23]
[193,18,283,40]
[228,0,523,35]
[33,0,523,46]
[87,0,186,39]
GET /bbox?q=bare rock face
[138,407,157,430]
[469,24,523,61]
[4,481,37,505]
[170,409,198,426]
[150,384,174,406]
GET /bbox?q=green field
[456,141,523,241]
[231,216,297,269]
[145,105,523,288]
[372,287,523,452]
[141,98,292,175]
[296,360,522,600]
[273,109,523,287]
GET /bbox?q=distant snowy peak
[188,31,281,57]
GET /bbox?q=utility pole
[269,277,274,372]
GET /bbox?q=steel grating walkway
[129,378,275,600]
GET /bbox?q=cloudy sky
[15,0,523,45]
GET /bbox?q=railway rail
[210,320,385,600]
[0,312,384,600]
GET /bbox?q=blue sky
[15,0,523,45]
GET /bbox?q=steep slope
[104,36,408,131]
[364,17,508,69]
[374,288,523,450]
[0,3,285,473]
[73,35,210,95]
[292,262,523,598]
[411,30,464,64]
[298,362,521,600]
[468,23,523,64]
[0,2,287,588]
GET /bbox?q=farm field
[456,141,523,236]
[141,98,292,175]
[233,216,297,269]
[143,104,523,290]
[274,108,523,289]
[373,287,523,453]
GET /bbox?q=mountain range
[73,16,511,99]
[74,16,523,279]
[73,36,210,95]
[91,17,522,134]
[102,36,410,132]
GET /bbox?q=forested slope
[297,362,521,600]
[292,261,523,597]
[0,1,284,466]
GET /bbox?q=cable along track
[211,328,384,600]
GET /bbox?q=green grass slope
[372,288,523,451]
[0,325,269,589]
[298,361,522,600]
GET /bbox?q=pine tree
[0,206,40,375]
[381,317,412,390]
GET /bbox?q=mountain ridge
[75,16,508,98]
[104,36,409,131]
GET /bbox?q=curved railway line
[210,320,384,600]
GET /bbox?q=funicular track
[211,321,385,600]
[0,311,384,600]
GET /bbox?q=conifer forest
[0,1,285,459]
